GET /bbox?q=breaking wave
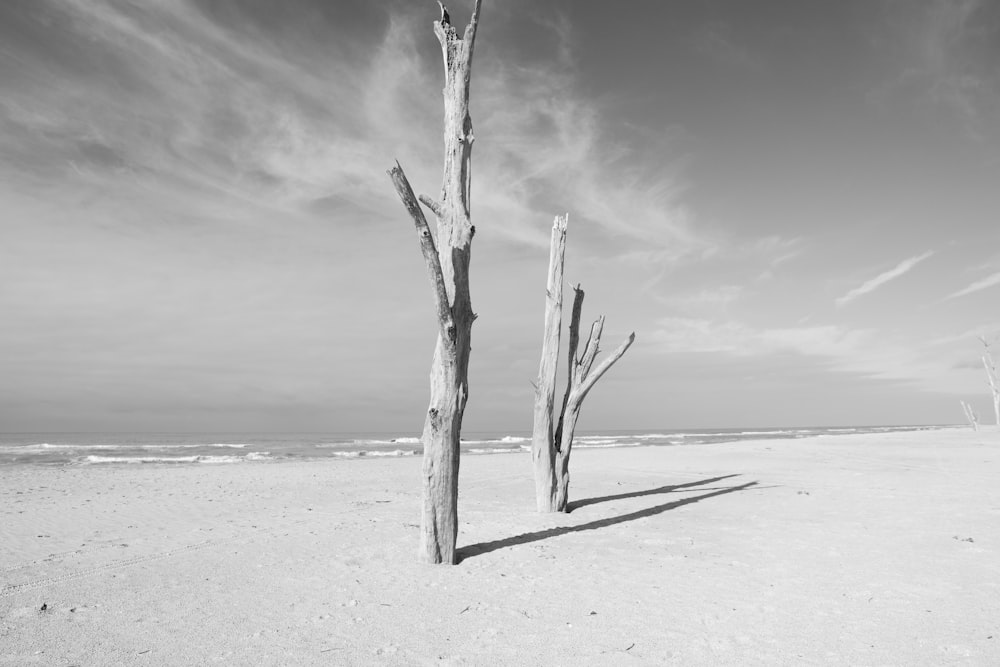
[76,452,273,465]
[328,449,419,459]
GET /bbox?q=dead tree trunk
[531,215,568,511]
[387,0,483,564]
[979,337,1000,427]
[532,215,635,513]
[961,400,979,432]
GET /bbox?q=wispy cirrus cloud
[653,317,869,360]
[659,285,745,316]
[637,233,801,307]
[0,0,395,213]
[835,250,934,307]
[473,32,709,255]
[0,0,718,258]
[651,316,972,393]
[945,271,1000,300]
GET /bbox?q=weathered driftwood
[961,400,980,432]
[531,215,569,511]
[532,215,635,512]
[979,337,1000,427]
[386,0,483,564]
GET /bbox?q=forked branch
[577,332,636,403]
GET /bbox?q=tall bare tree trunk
[532,215,635,512]
[387,0,483,564]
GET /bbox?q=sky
[2,0,999,433]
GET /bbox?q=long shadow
[457,479,758,563]
[567,474,742,512]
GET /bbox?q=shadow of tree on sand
[567,474,743,512]
[458,477,758,562]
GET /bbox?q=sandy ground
[2,427,998,666]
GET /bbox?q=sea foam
[328,449,418,459]
[77,452,272,465]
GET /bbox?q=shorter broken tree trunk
[532,215,635,513]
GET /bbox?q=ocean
[0,425,945,467]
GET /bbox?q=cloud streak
[835,251,934,307]
[651,316,972,394]
[945,271,1000,300]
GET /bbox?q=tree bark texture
[531,215,568,512]
[386,0,482,564]
[532,215,635,512]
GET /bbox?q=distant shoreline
[0,424,953,467]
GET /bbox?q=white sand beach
[2,427,998,665]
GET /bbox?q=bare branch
[979,335,1000,425]
[985,355,998,388]
[553,284,583,451]
[566,284,583,385]
[577,316,605,379]
[465,0,484,45]
[557,284,583,420]
[576,332,636,402]
[418,194,444,218]
[960,400,979,431]
[387,161,454,340]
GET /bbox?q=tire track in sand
[0,538,219,596]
